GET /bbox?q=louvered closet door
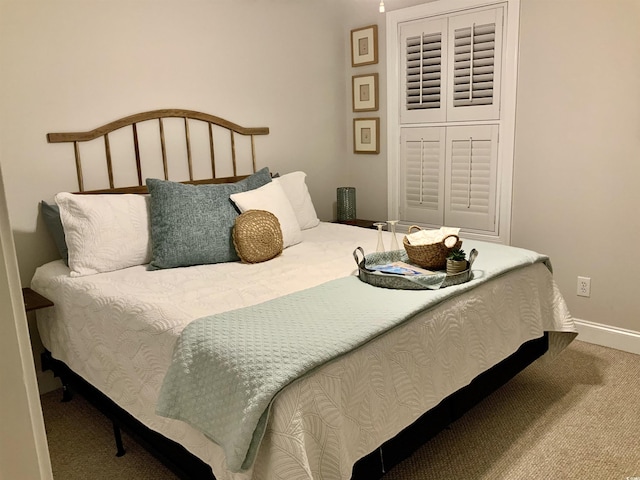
[400,18,448,124]
[444,125,498,232]
[446,7,503,122]
[400,127,446,225]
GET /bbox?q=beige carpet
[40,340,640,479]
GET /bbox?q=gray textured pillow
[239,167,272,191]
[40,201,69,265]
[146,168,271,270]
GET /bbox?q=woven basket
[402,225,462,270]
[233,210,283,264]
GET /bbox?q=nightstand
[22,287,54,312]
[334,219,378,229]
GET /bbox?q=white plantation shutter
[394,3,511,236]
[452,23,495,107]
[400,127,445,224]
[446,8,503,121]
[406,32,441,109]
[400,18,447,124]
[444,125,498,231]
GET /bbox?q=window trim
[386,0,520,245]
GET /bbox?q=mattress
[32,222,576,480]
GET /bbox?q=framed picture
[353,117,380,154]
[350,25,378,67]
[352,73,379,112]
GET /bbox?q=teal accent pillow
[146,168,271,270]
[238,167,272,191]
[40,201,69,265]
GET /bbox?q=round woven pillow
[233,209,283,264]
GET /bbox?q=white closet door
[400,17,448,124]
[444,125,498,231]
[446,7,503,122]
[400,127,446,225]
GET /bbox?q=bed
[33,109,577,480]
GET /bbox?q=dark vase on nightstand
[336,187,356,221]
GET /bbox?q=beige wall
[342,0,430,223]
[513,0,640,332]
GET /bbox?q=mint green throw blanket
[156,242,550,472]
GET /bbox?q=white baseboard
[573,319,640,355]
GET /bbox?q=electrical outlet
[577,276,591,297]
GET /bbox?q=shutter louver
[453,22,496,108]
[406,32,442,111]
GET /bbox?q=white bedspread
[32,222,576,480]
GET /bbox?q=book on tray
[369,262,435,276]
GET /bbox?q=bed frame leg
[61,383,73,402]
[112,421,126,457]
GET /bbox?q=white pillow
[273,172,320,230]
[229,181,302,248]
[55,192,151,277]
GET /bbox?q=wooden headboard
[47,109,270,194]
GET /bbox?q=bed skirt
[42,332,549,480]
